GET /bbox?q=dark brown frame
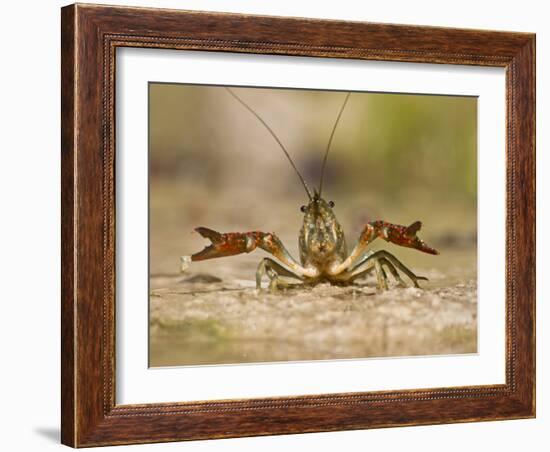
[61,3,536,447]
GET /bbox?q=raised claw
[191,227,266,261]
[191,227,314,280]
[363,220,439,255]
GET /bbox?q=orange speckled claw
[191,227,265,261]
[371,220,439,255]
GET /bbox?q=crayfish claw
[414,240,439,255]
[191,227,224,261]
[406,221,422,236]
[191,228,263,261]
[405,221,440,255]
[191,243,220,261]
[367,220,439,255]
[194,227,223,243]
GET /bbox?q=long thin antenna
[318,92,351,197]
[225,87,313,200]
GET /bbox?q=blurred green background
[149,84,476,278]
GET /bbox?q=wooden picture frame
[61,3,535,447]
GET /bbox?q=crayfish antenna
[225,87,313,200]
[318,91,351,197]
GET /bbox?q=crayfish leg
[344,250,428,290]
[256,258,303,291]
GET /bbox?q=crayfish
[189,88,439,291]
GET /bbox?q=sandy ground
[149,249,477,366]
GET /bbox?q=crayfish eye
[328,200,335,208]
[300,205,307,213]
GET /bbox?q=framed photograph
[61,3,535,447]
